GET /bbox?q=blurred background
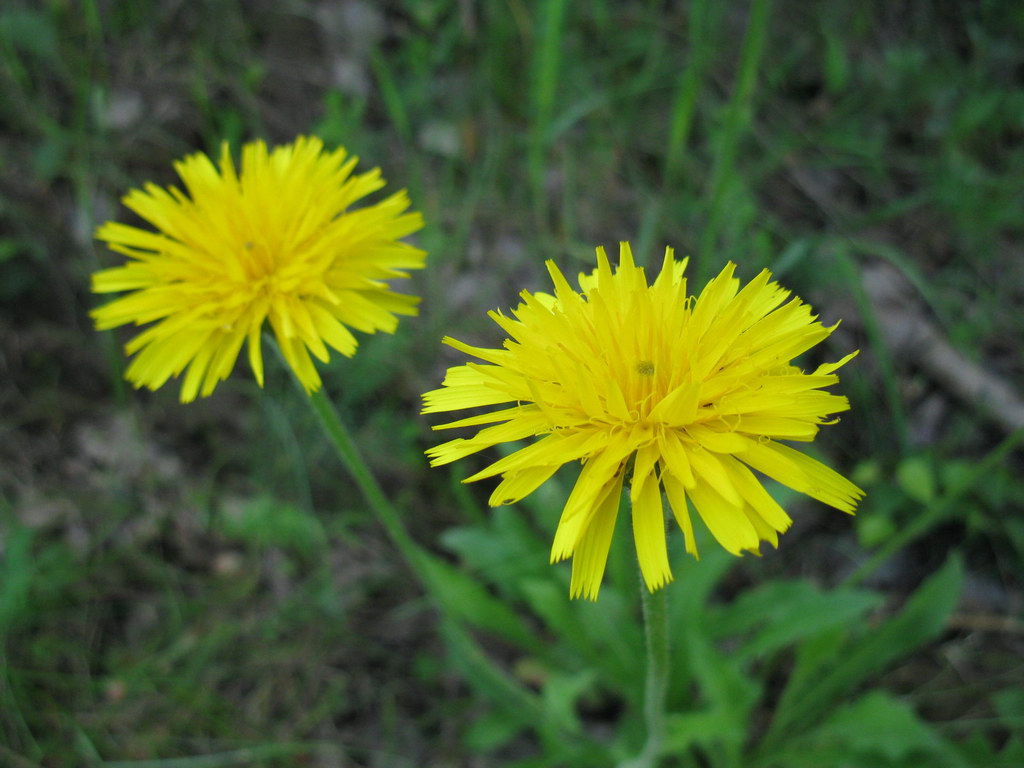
[1,1,1023,766]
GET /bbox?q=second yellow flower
[424,243,863,599]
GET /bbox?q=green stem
[620,580,670,768]
[306,388,431,583]
[265,345,594,751]
[304,381,570,718]
[303,384,597,746]
[306,387,541,699]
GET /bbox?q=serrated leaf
[712,580,883,660]
[768,555,963,742]
[952,732,1024,768]
[814,691,964,765]
[664,709,742,754]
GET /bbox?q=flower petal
[570,470,625,601]
[688,482,760,556]
[632,473,672,591]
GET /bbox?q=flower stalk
[635,573,670,767]
[307,387,433,582]
[620,502,671,768]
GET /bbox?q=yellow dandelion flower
[423,243,863,600]
[91,136,426,402]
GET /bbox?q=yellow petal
[663,471,698,558]
[657,430,695,487]
[687,482,760,556]
[488,464,562,507]
[632,473,672,591]
[739,441,863,513]
[569,470,625,600]
[687,446,745,508]
[629,442,661,504]
[551,456,625,562]
[718,454,793,532]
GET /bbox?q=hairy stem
[620,577,670,768]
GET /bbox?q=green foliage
[778,691,968,768]
[709,578,883,660]
[2,0,1023,765]
[217,495,327,556]
[439,499,981,766]
[896,455,937,505]
[768,555,963,742]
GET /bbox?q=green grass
[2,0,1024,765]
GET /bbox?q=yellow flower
[423,243,863,600]
[91,136,425,402]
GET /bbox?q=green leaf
[712,580,883,660]
[463,708,526,753]
[32,134,69,184]
[217,496,326,555]
[439,618,544,723]
[440,506,550,601]
[992,687,1024,723]
[778,625,847,709]
[516,578,639,693]
[440,620,601,764]
[953,732,1024,768]
[0,525,34,634]
[664,628,760,761]
[521,578,585,648]
[857,512,899,549]
[0,9,58,61]
[665,545,738,696]
[813,691,966,766]
[997,738,1024,766]
[665,708,743,755]
[541,669,597,736]
[0,238,24,264]
[823,32,849,93]
[422,555,542,652]
[897,456,936,504]
[574,588,643,690]
[767,555,963,744]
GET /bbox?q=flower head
[423,243,863,600]
[92,136,425,401]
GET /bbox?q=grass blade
[529,0,570,227]
[697,0,772,283]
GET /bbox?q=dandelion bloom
[91,136,425,401]
[423,243,862,599]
